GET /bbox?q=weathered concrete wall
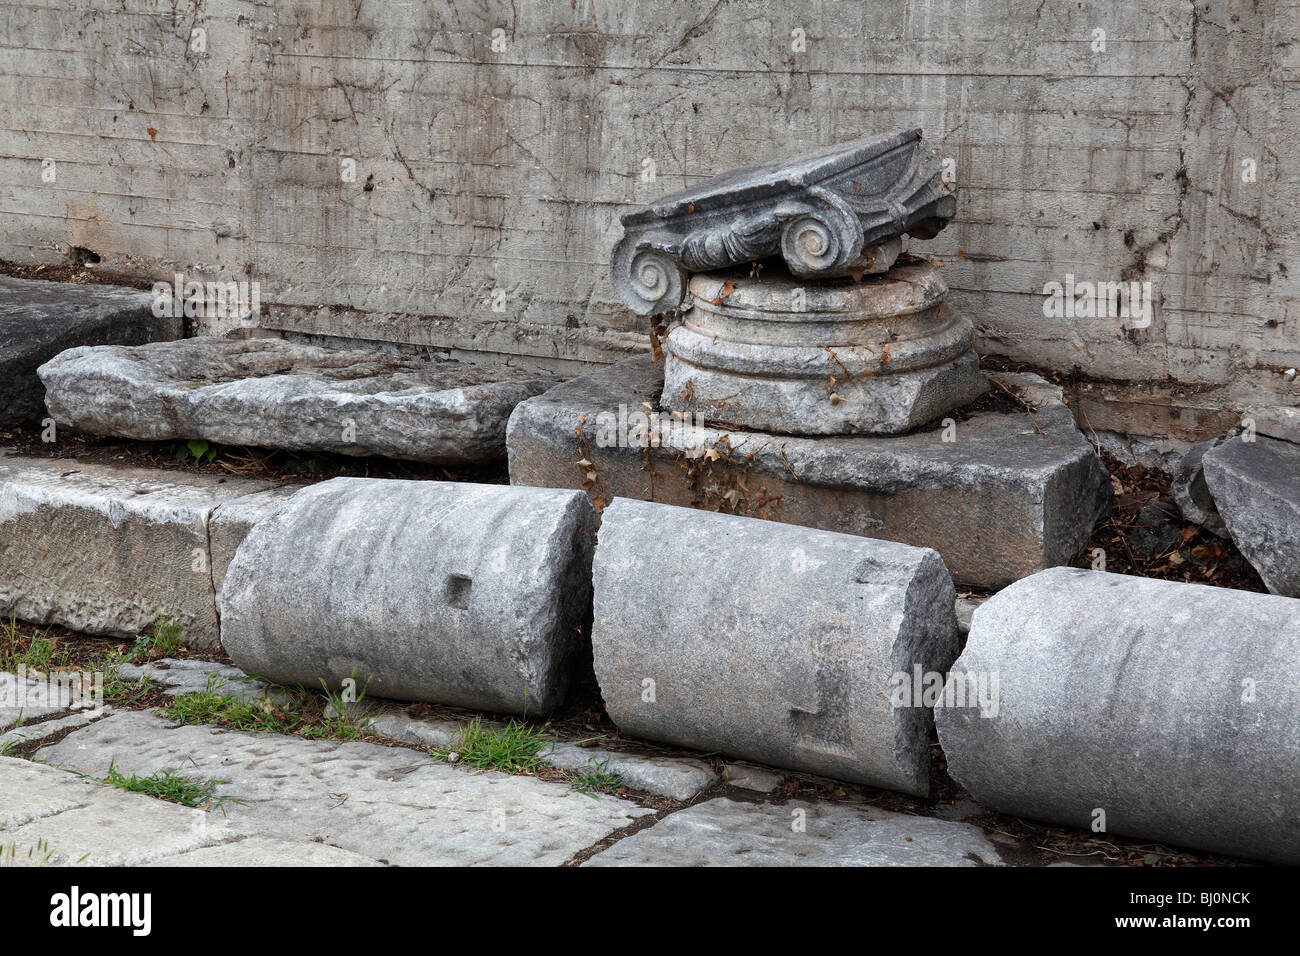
[1,0,1296,435]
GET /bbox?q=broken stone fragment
[38,337,555,464]
[611,129,955,314]
[590,497,958,796]
[0,276,168,426]
[661,261,988,435]
[1202,435,1300,596]
[936,567,1300,865]
[1171,437,1227,537]
[218,478,596,715]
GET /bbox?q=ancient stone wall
[2,0,1295,438]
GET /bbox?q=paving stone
[0,453,273,646]
[936,566,1300,865]
[591,497,957,796]
[38,710,652,866]
[147,836,380,867]
[1202,435,1300,596]
[542,742,718,801]
[366,711,463,749]
[0,276,168,426]
[507,357,1111,588]
[584,798,1004,866]
[219,478,595,715]
[0,755,378,866]
[722,763,786,793]
[39,337,556,464]
[115,658,275,703]
[0,669,99,731]
[0,709,111,749]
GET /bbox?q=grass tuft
[432,717,553,775]
[568,758,624,797]
[97,758,236,811]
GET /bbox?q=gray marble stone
[936,567,1300,865]
[611,130,954,314]
[38,337,555,464]
[0,755,378,866]
[662,262,988,435]
[1171,437,1227,537]
[584,798,1004,866]
[0,454,274,647]
[591,497,957,796]
[0,277,166,426]
[541,741,718,801]
[507,357,1111,589]
[114,658,274,703]
[1203,435,1300,596]
[219,478,595,715]
[38,710,652,866]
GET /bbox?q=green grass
[97,759,236,811]
[432,717,553,775]
[160,675,373,742]
[568,758,624,797]
[0,615,68,673]
[0,837,57,866]
[132,617,183,660]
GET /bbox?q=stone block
[1202,436,1300,597]
[507,356,1111,589]
[38,338,556,463]
[584,798,1004,866]
[0,277,167,426]
[590,497,957,795]
[0,454,273,647]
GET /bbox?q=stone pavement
[0,699,1111,868]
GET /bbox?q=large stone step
[38,337,557,464]
[1,276,172,426]
[0,452,293,647]
[507,355,1111,589]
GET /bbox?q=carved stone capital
[611,129,955,315]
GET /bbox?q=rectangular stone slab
[507,356,1111,589]
[0,453,276,647]
[0,276,170,426]
[38,337,557,464]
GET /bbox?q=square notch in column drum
[444,573,473,610]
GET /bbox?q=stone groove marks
[611,130,955,314]
[37,711,651,866]
[38,337,556,464]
